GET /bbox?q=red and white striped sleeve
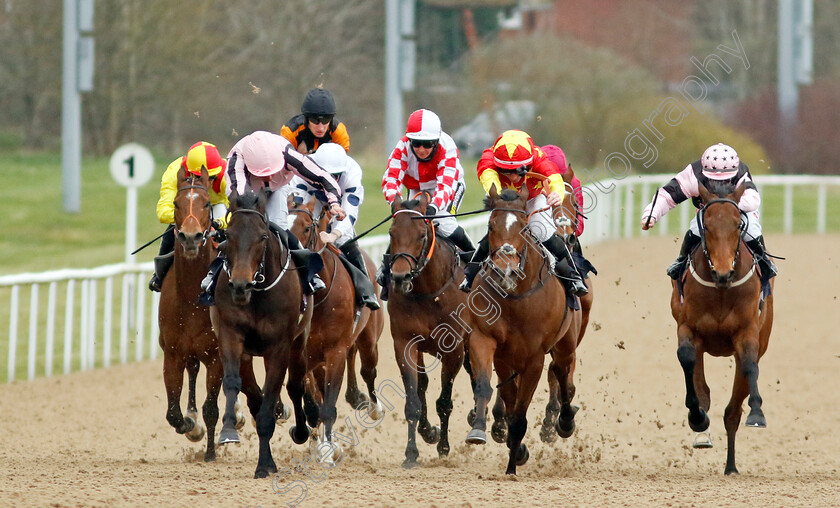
[382,138,410,203]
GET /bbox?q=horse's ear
[305,196,317,212]
[518,184,530,203]
[732,183,747,203]
[697,180,713,205]
[228,183,240,211]
[391,195,402,214]
[177,166,188,185]
[563,163,575,184]
[200,165,210,186]
[418,191,430,212]
[488,183,499,199]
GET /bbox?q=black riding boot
[269,222,326,294]
[667,230,702,280]
[340,241,381,310]
[375,247,391,301]
[445,226,476,262]
[542,234,588,297]
[745,236,778,279]
[198,254,225,306]
[458,233,490,293]
[148,226,175,292]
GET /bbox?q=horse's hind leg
[343,344,368,409]
[723,361,751,475]
[466,331,496,445]
[553,354,578,439]
[202,356,223,462]
[435,351,463,458]
[287,334,312,446]
[163,351,195,435]
[357,327,382,418]
[676,329,710,432]
[416,363,441,446]
[541,361,561,443]
[493,364,516,445]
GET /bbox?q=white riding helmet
[405,109,442,141]
[310,143,348,174]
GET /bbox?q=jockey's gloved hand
[212,219,223,231]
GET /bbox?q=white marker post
[109,143,154,264]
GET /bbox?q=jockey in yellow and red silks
[460,130,588,297]
[149,141,229,292]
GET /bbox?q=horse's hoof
[467,409,476,427]
[465,429,486,445]
[724,466,739,476]
[369,401,385,421]
[692,431,713,449]
[491,421,508,444]
[347,391,370,411]
[402,458,419,469]
[289,425,310,445]
[515,444,529,466]
[185,420,206,443]
[540,424,558,444]
[556,418,575,439]
[316,441,342,467]
[688,410,710,432]
[176,415,196,435]
[745,410,767,428]
[218,428,240,444]
[420,425,441,445]
[275,402,292,423]
[437,441,450,458]
[203,451,216,463]
[254,464,277,479]
[234,401,247,430]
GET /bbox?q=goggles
[307,115,334,126]
[410,139,438,149]
[499,165,530,177]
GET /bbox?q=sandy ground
[2,234,839,507]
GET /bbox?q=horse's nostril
[177,232,187,242]
[193,233,203,243]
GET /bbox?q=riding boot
[745,236,778,279]
[269,221,326,294]
[198,255,225,306]
[148,226,175,292]
[340,242,381,310]
[667,230,702,280]
[459,233,489,293]
[541,234,588,297]
[444,226,476,262]
[375,247,392,301]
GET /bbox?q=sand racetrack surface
[2,234,839,507]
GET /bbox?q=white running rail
[2,174,839,382]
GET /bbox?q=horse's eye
[261,234,269,241]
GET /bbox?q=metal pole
[777,0,796,171]
[385,0,403,156]
[62,0,81,212]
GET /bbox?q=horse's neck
[412,243,456,293]
[174,243,216,287]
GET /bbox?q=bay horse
[386,193,472,468]
[209,188,312,478]
[158,166,232,462]
[671,181,773,475]
[465,186,582,475]
[287,197,385,463]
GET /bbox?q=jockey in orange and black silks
[460,130,588,298]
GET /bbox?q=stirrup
[360,294,381,311]
[198,290,215,307]
[458,277,474,293]
[148,274,162,293]
[666,257,687,280]
[568,278,588,297]
[307,275,326,294]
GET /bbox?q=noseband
[387,209,436,288]
[174,182,212,244]
[226,208,290,291]
[487,207,531,274]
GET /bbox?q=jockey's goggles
[499,165,530,177]
[410,139,438,149]
[307,114,334,126]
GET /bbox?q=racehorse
[671,180,774,475]
[386,193,472,468]
[465,185,582,475]
[158,166,227,461]
[209,188,312,478]
[287,197,385,463]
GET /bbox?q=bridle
[288,206,327,252]
[174,181,212,244]
[225,208,290,291]
[691,198,754,288]
[387,209,436,290]
[484,206,550,298]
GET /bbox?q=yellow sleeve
[155,159,182,224]
[210,176,230,228]
[479,168,502,195]
[546,173,566,198]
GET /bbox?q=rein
[388,209,437,288]
[484,206,552,299]
[690,198,755,288]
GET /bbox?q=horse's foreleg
[676,329,709,432]
[287,334,312,446]
[505,356,544,475]
[186,357,200,414]
[303,371,322,429]
[541,360,561,443]
[435,351,462,458]
[416,365,441,445]
[552,352,578,439]
[723,360,751,475]
[319,349,348,466]
[357,328,381,416]
[693,347,711,412]
[162,351,194,435]
[466,331,496,445]
[218,333,245,444]
[202,355,223,462]
[395,337,422,468]
[254,350,284,479]
[735,336,766,429]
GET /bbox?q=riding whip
[131,225,174,255]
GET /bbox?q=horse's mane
[401,198,423,210]
[705,180,737,199]
[484,188,521,209]
[235,191,261,210]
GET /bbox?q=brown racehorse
[287,197,385,464]
[671,181,774,475]
[158,166,235,462]
[465,186,582,475]
[386,193,472,468]
[210,188,312,478]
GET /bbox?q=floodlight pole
[62,0,81,213]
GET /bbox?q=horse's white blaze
[287,213,298,230]
[504,212,517,232]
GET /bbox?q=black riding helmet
[302,88,336,117]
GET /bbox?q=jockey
[459,130,589,297]
[198,130,346,305]
[148,141,228,292]
[377,108,476,300]
[280,88,350,154]
[641,142,778,281]
[287,143,380,310]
